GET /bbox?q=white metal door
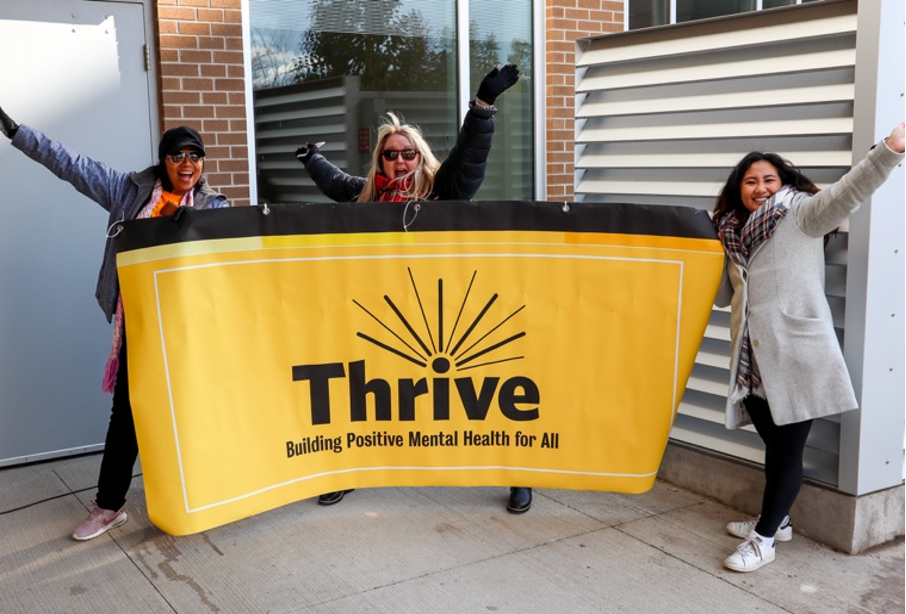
[0,0,154,466]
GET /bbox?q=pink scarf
[102,182,194,393]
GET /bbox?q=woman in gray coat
[712,123,904,572]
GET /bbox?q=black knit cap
[158,126,206,161]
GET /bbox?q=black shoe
[317,490,354,506]
[507,487,532,514]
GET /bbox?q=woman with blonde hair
[296,64,518,205]
[353,112,440,202]
[295,65,534,514]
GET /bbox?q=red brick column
[156,0,250,206]
[545,0,623,201]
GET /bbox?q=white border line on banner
[148,249,710,514]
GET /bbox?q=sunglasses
[382,149,419,161]
[167,152,203,164]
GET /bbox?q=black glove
[0,106,18,139]
[295,141,321,165]
[476,64,520,106]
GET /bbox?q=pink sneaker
[72,504,128,541]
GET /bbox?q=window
[250,0,533,204]
[628,0,820,29]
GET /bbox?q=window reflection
[630,0,803,29]
[250,0,533,204]
[251,0,457,204]
[676,0,755,22]
[469,0,533,200]
[629,0,670,29]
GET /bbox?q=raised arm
[793,123,905,236]
[2,106,136,212]
[295,141,367,202]
[433,64,520,201]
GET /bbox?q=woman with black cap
[0,106,229,540]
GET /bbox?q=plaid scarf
[102,181,194,393]
[375,174,413,202]
[717,186,792,400]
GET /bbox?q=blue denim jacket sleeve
[12,124,140,213]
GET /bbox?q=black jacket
[303,102,497,202]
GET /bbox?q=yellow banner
[117,206,723,535]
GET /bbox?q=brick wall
[156,0,250,206]
[545,0,623,201]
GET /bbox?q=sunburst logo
[353,268,526,375]
[292,267,538,425]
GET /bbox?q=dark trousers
[744,395,813,538]
[95,337,138,511]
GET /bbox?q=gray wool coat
[715,140,903,428]
[12,125,229,323]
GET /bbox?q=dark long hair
[712,152,819,230]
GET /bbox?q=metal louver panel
[574,0,858,487]
[253,79,459,205]
[254,77,361,204]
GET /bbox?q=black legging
[744,395,813,538]
[95,336,139,511]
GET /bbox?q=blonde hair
[357,112,441,203]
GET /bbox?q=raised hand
[886,122,905,154]
[0,106,18,139]
[476,64,520,107]
[295,141,322,165]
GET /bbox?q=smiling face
[165,148,204,196]
[380,133,420,180]
[740,160,781,213]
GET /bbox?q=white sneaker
[724,533,776,572]
[727,515,792,541]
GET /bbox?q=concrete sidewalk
[1,453,902,613]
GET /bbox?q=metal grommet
[106,220,124,239]
[403,201,421,231]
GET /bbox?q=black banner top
[115,201,718,254]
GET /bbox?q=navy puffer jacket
[303,102,497,202]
